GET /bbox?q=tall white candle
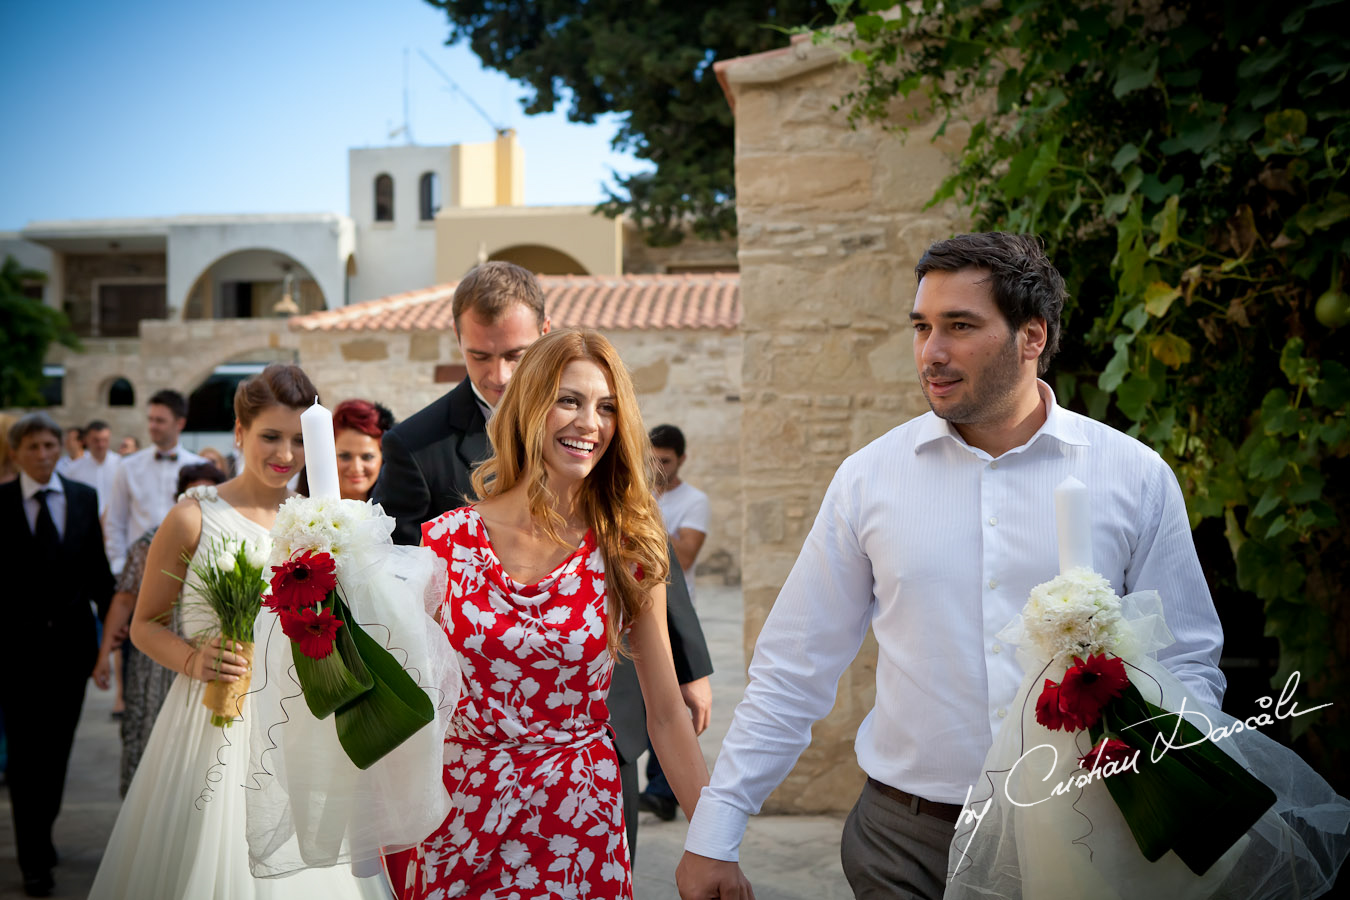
[300,399,341,501]
[1054,475,1094,573]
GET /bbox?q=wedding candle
[300,399,341,501]
[1054,475,1094,573]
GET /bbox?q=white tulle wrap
[244,505,462,878]
[946,591,1350,899]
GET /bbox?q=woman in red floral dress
[385,329,745,900]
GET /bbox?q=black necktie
[156,452,178,462]
[34,488,61,551]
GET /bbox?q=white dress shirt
[684,383,1226,861]
[104,443,205,574]
[658,481,710,603]
[20,471,67,538]
[63,451,122,514]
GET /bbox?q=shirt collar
[469,380,495,421]
[914,380,1091,457]
[19,470,63,500]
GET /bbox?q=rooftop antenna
[388,48,414,144]
[417,48,510,138]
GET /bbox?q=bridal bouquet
[178,536,267,727]
[1022,568,1276,875]
[264,495,435,769]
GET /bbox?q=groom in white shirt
[104,389,205,575]
[677,233,1226,900]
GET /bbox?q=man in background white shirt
[63,420,120,515]
[104,389,205,575]
[677,233,1226,900]
[54,425,84,477]
[651,424,711,605]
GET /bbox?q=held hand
[109,623,131,652]
[676,852,755,900]
[187,637,250,683]
[92,652,112,690]
[680,676,713,736]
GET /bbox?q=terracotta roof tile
[291,273,739,333]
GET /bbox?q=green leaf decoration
[1149,333,1192,368]
[1144,282,1182,317]
[1110,686,1277,873]
[292,594,374,720]
[331,596,436,770]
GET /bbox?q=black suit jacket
[374,378,713,764]
[1,476,114,680]
[376,378,489,548]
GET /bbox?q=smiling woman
[381,328,745,900]
[88,364,390,900]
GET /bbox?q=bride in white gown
[89,364,390,899]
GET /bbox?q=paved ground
[0,584,851,899]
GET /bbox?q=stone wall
[718,37,965,813]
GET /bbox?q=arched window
[419,172,441,221]
[108,377,135,407]
[374,174,394,222]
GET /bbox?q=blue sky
[0,0,650,228]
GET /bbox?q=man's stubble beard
[923,333,1024,426]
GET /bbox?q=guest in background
[104,390,205,576]
[1,412,114,897]
[333,399,393,502]
[0,412,17,484]
[198,446,229,477]
[117,436,139,456]
[63,420,121,515]
[93,461,227,796]
[54,425,84,477]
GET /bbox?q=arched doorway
[183,249,327,320]
[488,245,589,276]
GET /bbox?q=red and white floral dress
[386,507,632,900]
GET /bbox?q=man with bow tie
[103,389,205,575]
[1,413,114,897]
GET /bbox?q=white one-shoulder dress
[89,486,391,899]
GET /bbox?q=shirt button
[997,708,1008,718]
[990,461,999,470]
[992,643,1002,654]
[988,516,998,526]
[988,578,998,589]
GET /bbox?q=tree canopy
[425,0,832,244]
[0,256,77,409]
[829,0,1350,771]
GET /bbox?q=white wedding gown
[89,487,391,899]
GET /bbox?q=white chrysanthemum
[268,495,375,576]
[1021,567,1125,663]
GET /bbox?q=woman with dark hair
[93,462,228,797]
[333,398,393,502]
[384,329,750,899]
[90,365,389,899]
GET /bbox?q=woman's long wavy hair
[471,328,669,658]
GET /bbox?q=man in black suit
[375,261,713,857]
[1,413,114,897]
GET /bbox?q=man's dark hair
[452,261,547,333]
[149,389,189,420]
[914,232,1066,375]
[649,424,686,457]
[86,419,110,432]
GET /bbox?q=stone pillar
[717,37,966,813]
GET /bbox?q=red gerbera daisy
[1059,653,1130,730]
[1035,678,1084,732]
[278,605,344,660]
[268,550,337,610]
[1078,737,1136,773]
